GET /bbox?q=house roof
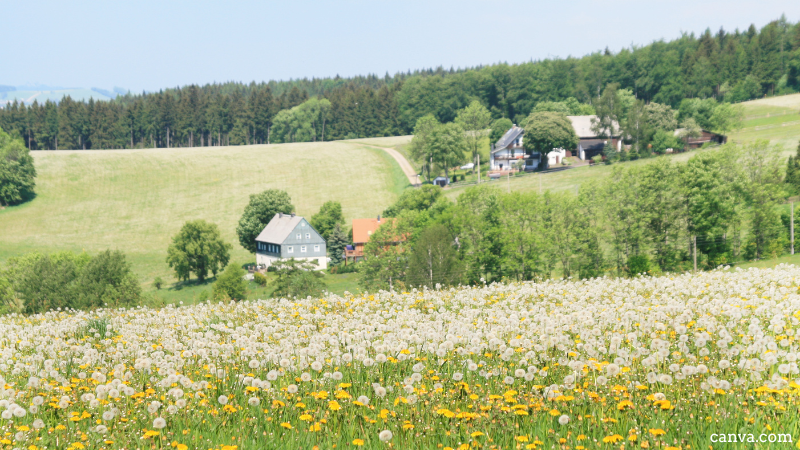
[567,115,620,139]
[255,213,304,243]
[352,217,396,244]
[492,126,524,153]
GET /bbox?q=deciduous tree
[237,189,295,253]
[167,220,231,281]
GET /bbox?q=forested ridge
[2,17,800,150]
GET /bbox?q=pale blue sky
[2,0,800,92]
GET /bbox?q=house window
[287,246,293,254]
[305,233,310,240]
[314,245,320,252]
[296,233,301,240]
[301,246,307,253]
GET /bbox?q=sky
[3,0,800,93]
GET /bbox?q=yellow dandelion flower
[328,400,341,411]
[471,431,484,437]
[549,409,560,416]
[143,430,160,438]
[603,434,623,444]
[353,439,365,446]
[17,426,30,432]
[55,425,67,431]
[515,436,529,442]
[648,429,666,437]
[402,423,414,430]
[299,414,313,421]
[280,422,292,429]
[665,447,681,450]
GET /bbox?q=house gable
[255,214,326,260]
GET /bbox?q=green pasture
[0,138,406,298]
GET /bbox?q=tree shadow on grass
[168,277,216,291]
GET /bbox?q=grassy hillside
[0,138,408,299]
[728,92,800,150]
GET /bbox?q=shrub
[76,250,141,309]
[154,277,163,290]
[272,259,325,299]
[253,272,267,287]
[627,254,651,276]
[330,262,361,274]
[212,264,248,301]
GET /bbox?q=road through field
[364,144,419,186]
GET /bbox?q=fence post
[692,235,697,273]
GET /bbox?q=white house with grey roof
[255,213,327,270]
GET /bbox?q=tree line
[358,140,798,291]
[1,17,799,150]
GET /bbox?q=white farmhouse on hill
[255,213,327,270]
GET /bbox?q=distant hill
[0,86,118,105]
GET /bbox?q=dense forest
[2,17,800,150]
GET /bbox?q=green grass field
[728,92,800,150]
[0,138,406,299]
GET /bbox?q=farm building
[489,125,532,171]
[345,216,401,263]
[568,115,622,160]
[489,125,573,172]
[433,176,449,187]
[673,128,727,149]
[255,213,327,270]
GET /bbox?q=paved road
[365,145,419,186]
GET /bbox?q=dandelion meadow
[1,266,800,450]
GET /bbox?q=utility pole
[792,202,795,255]
[692,235,697,272]
[477,154,480,184]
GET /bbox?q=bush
[154,277,163,290]
[6,250,143,314]
[627,254,651,276]
[329,262,361,274]
[253,272,267,287]
[272,259,325,299]
[76,250,141,309]
[212,264,248,301]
